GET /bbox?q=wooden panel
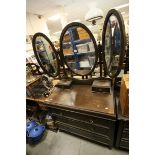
[50,108,115,127]
[115,94,129,150]
[124,121,129,129]
[119,74,129,116]
[33,85,115,115]
[53,114,111,136]
[122,130,129,139]
[92,80,111,93]
[57,122,111,147]
[120,139,129,149]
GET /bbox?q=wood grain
[27,85,115,115]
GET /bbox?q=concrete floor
[26,130,129,155]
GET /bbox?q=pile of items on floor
[26,120,45,143]
[26,111,58,143]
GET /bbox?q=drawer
[115,119,129,150]
[54,114,110,137]
[92,87,111,93]
[122,129,129,139]
[124,121,129,129]
[57,121,111,147]
[120,138,129,149]
[50,108,115,128]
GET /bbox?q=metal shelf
[63,27,92,70]
[64,51,94,58]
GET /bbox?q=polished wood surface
[27,84,115,115]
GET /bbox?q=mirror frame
[102,9,126,78]
[60,22,98,76]
[32,32,60,77]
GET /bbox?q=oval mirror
[60,22,98,76]
[32,33,59,77]
[102,9,126,78]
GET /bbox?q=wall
[26,13,50,63]
[122,15,129,34]
[26,12,49,36]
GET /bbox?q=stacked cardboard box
[119,74,129,117]
[63,48,72,55]
[77,27,90,40]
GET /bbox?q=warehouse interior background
[26,0,129,59]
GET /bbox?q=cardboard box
[63,48,72,55]
[77,27,90,40]
[76,43,88,53]
[119,74,129,117]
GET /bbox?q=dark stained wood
[27,85,115,115]
[92,80,111,88]
[55,79,73,89]
[59,22,98,76]
[32,32,60,77]
[92,80,111,93]
[102,9,126,78]
[115,94,129,150]
[27,83,116,148]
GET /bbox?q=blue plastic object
[27,125,45,142]
[26,120,38,133]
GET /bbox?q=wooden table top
[27,84,115,116]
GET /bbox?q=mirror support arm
[97,42,103,78]
[58,50,68,78]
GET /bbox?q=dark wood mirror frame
[102,9,126,78]
[60,22,98,76]
[32,32,60,77]
[28,10,128,149]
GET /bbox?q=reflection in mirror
[62,26,96,75]
[34,36,58,76]
[105,14,121,76]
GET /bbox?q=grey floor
[27,130,129,155]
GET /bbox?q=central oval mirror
[32,33,59,77]
[102,9,126,78]
[60,22,98,76]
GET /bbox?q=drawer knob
[90,120,93,124]
[99,88,102,91]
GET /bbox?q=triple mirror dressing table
[26,9,126,149]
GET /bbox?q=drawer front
[120,139,129,149]
[122,129,129,139]
[50,108,115,128]
[57,121,111,146]
[115,120,129,149]
[124,121,129,129]
[92,87,111,93]
[53,114,110,137]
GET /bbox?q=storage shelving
[63,27,95,70]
